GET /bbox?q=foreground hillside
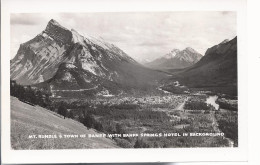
[11,97,118,149]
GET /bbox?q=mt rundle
[11,19,168,97]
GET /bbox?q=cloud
[138,41,169,47]
[10,12,236,61]
[11,14,44,25]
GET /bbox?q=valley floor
[10,91,238,149]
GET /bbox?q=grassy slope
[11,97,118,149]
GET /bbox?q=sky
[10,12,236,62]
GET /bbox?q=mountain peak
[145,47,202,69]
[11,18,143,90]
[49,19,60,25]
[44,19,72,44]
[175,47,202,63]
[184,47,198,53]
[171,48,180,52]
[164,49,180,59]
[220,39,230,45]
[46,19,68,30]
[71,28,77,32]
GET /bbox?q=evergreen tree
[58,103,67,119]
[134,139,150,148]
[116,123,126,134]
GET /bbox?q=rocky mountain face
[11,19,166,97]
[145,47,202,69]
[170,37,237,95]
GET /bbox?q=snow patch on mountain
[65,63,76,68]
[184,47,198,54]
[164,49,180,59]
[35,75,44,83]
[62,72,74,82]
[81,62,99,76]
[72,29,85,45]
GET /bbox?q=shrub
[114,138,133,148]
[58,103,67,119]
[184,101,210,110]
[134,139,151,148]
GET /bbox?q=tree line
[12,80,220,148]
[10,80,69,119]
[11,80,51,108]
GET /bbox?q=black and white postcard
[1,0,248,163]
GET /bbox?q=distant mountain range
[10,19,237,97]
[10,19,167,97]
[167,37,237,95]
[145,47,203,69]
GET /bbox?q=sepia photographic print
[9,12,238,149]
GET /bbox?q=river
[206,95,219,110]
